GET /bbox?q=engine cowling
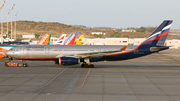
[58,57,80,65]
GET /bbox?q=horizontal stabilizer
[150,46,170,52]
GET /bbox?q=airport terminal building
[83,38,180,48]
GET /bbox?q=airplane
[4,20,173,68]
[75,35,84,45]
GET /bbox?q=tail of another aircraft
[37,33,51,45]
[64,32,78,45]
[75,35,84,45]
[52,34,66,45]
[139,20,173,47]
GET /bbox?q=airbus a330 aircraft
[4,20,172,68]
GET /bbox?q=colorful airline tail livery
[64,32,78,45]
[37,33,51,45]
[4,20,173,68]
[75,35,84,45]
[51,34,66,45]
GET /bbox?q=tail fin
[64,32,78,45]
[75,32,79,39]
[78,35,84,41]
[140,20,173,46]
[58,34,66,42]
[52,34,66,45]
[75,35,84,45]
[37,33,51,45]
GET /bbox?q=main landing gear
[81,58,94,68]
[81,63,94,68]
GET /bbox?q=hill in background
[1,20,180,41]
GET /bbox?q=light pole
[10,4,15,42]
[14,12,17,41]
[0,0,5,44]
[7,9,10,38]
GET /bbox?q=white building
[122,29,136,32]
[22,35,35,38]
[0,38,15,42]
[165,39,180,49]
[92,32,106,35]
[133,38,146,45]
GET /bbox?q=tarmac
[0,49,180,101]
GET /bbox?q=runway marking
[40,67,68,87]
[77,68,91,88]
[61,68,79,88]
[50,68,91,94]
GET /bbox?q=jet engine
[56,57,80,65]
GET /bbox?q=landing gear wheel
[84,64,89,68]
[23,63,28,67]
[5,62,9,67]
[89,64,94,68]
[81,63,85,67]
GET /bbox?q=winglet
[119,46,127,51]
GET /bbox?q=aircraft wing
[57,46,127,59]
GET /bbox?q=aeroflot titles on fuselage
[18,46,119,52]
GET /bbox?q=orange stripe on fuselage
[103,47,138,56]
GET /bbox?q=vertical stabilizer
[139,20,173,46]
[37,33,51,45]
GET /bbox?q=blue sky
[2,0,180,29]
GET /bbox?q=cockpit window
[10,48,15,51]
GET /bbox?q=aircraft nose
[5,51,13,57]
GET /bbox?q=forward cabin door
[20,47,24,54]
[45,47,49,54]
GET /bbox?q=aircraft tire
[84,64,89,68]
[5,63,9,67]
[90,64,94,68]
[81,64,85,67]
[23,63,28,67]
